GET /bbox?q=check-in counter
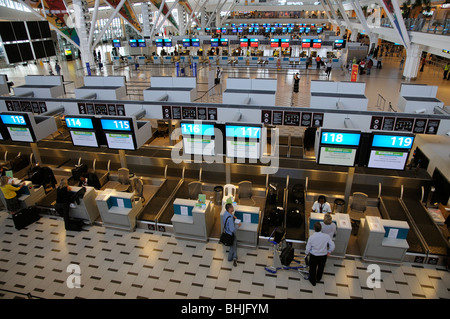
[143,76,198,102]
[96,189,142,231]
[249,56,259,66]
[74,76,127,100]
[208,56,218,65]
[219,56,229,66]
[267,57,277,66]
[310,80,368,111]
[163,56,173,64]
[280,57,290,66]
[397,84,444,114]
[153,56,161,64]
[180,56,191,64]
[1,179,46,210]
[220,204,261,247]
[308,212,352,257]
[357,216,410,263]
[299,57,307,69]
[68,186,100,224]
[14,75,64,99]
[171,198,215,241]
[236,56,247,65]
[112,56,121,66]
[223,78,277,106]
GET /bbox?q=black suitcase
[71,163,88,181]
[12,206,40,230]
[268,184,278,205]
[67,219,84,232]
[10,155,30,172]
[287,209,303,227]
[268,208,284,227]
[292,184,304,205]
[273,227,286,243]
[280,244,294,266]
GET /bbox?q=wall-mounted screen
[270,39,279,47]
[225,124,261,159]
[65,117,94,129]
[113,39,121,47]
[182,38,191,47]
[101,118,132,131]
[0,114,28,126]
[302,39,311,48]
[240,38,249,47]
[320,131,361,146]
[367,150,409,170]
[371,134,414,149]
[129,39,137,47]
[138,39,146,47]
[163,39,172,47]
[191,38,200,47]
[312,39,322,48]
[210,38,219,47]
[220,38,229,46]
[155,39,163,47]
[250,39,259,47]
[281,39,290,47]
[105,132,135,150]
[70,130,99,148]
[319,147,357,166]
[333,39,346,49]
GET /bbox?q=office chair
[222,184,237,204]
[133,178,145,203]
[237,181,256,206]
[188,181,203,200]
[117,168,132,192]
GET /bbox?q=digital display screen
[183,137,215,156]
[70,130,99,148]
[182,39,191,47]
[0,114,27,126]
[65,117,94,129]
[240,38,249,47]
[105,132,135,150]
[250,39,259,47]
[220,38,229,46]
[226,125,261,139]
[281,39,290,47]
[181,123,215,136]
[270,39,279,47]
[372,134,414,149]
[155,39,163,47]
[312,39,322,48]
[7,126,33,142]
[129,39,137,47]
[113,39,121,47]
[191,38,200,47]
[333,39,346,49]
[164,39,172,47]
[211,38,219,47]
[138,39,146,47]
[320,131,361,146]
[101,119,132,131]
[319,147,357,167]
[226,140,260,159]
[367,150,409,170]
[302,39,311,48]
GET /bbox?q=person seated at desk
[312,195,332,214]
[79,172,101,190]
[0,176,25,214]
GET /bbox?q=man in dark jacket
[78,172,101,190]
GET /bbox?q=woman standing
[293,73,300,93]
[0,176,24,214]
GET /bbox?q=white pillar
[403,43,423,81]
[350,29,358,42]
[142,3,152,37]
[73,0,95,73]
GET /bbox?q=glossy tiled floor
[0,211,449,300]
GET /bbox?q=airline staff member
[312,195,332,214]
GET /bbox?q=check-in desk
[143,76,197,102]
[14,75,64,99]
[96,189,142,231]
[74,76,127,100]
[397,84,444,114]
[220,204,261,247]
[163,56,173,64]
[208,56,218,65]
[0,180,46,209]
[171,198,215,241]
[223,78,277,106]
[280,57,290,67]
[357,216,410,263]
[219,56,230,66]
[249,57,260,66]
[153,56,161,64]
[310,80,368,111]
[308,212,352,257]
[68,186,100,224]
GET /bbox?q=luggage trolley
[264,227,309,279]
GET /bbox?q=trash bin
[214,186,223,205]
[334,198,345,213]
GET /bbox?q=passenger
[222,203,241,267]
[55,178,72,230]
[320,213,336,240]
[312,195,332,214]
[325,60,332,78]
[0,166,6,176]
[293,73,300,93]
[0,176,25,214]
[305,222,335,286]
[79,172,101,190]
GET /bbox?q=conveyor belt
[402,199,449,256]
[380,196,425,254]
[157,179,191,225]
[139,177,181,221]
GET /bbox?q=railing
[380,17,450,36]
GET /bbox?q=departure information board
[181,122,216,156]
[317,129,361,167]
[225,124,261,159]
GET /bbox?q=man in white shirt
[311,195,332,214]
[305,222,335,286]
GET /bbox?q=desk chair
[116,168,132,192]
[133,178,145,202]
[349,192,368,235]
[188,181,203,200]
[222,184,236,206]
[238,181,256,206]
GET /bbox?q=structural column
[403,43,423,81]
[73,0,95,74]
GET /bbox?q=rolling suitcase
[12,206,40,230]
[71,163,88,181]
[287,209,303,227]
[292,184,304,205]
[268,208,284,227]
[280,244,294,266]
[9,155,30,172]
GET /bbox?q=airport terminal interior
[0,0,449,300]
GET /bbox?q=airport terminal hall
[0,0,450,304]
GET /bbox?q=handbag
[220,216,234,246]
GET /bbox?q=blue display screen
[372,134,414,149]
[321,131,361,146]
[101,119,132,131]
[1,114,27,125]
[181,123,215,136]
[130,39,137,47]
[226,125,261,139]
[65,117,94,129]
[138,39,146,47]
[155,39,163,47]
[182,39,191,47]
[191,39,200,47]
